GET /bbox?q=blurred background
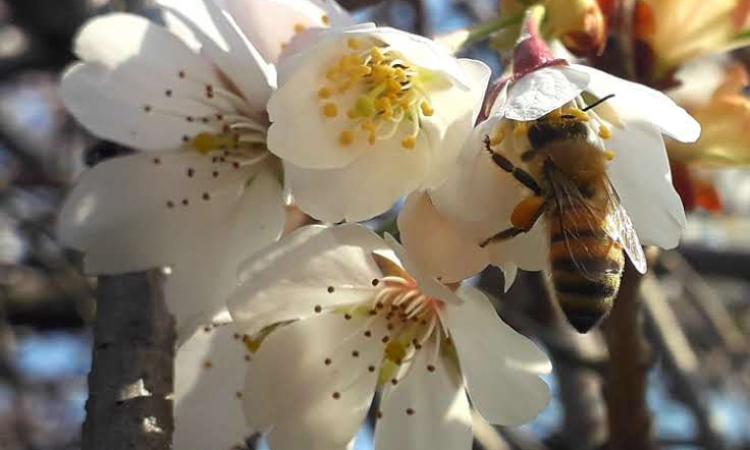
[0,0,748,449]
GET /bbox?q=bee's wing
[602,179,647,274]
[546,167,619,282]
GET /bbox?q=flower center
[317,37,437,150]
[367,276,444,382]
[189,121,267,155]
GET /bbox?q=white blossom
[267,25,491,222]
[227,224,551,450]
[57,0,347,338]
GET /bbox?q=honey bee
[480,95,646,333]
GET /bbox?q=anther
[323,103,338,118]
[314,305,322,313]
[332,392,341,399]
[401,136,416,150]
[339,131,354,147]
[324,358,332,366]
[406,408,415,415]
[327,286,335,293]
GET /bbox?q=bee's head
[528,112,590,150]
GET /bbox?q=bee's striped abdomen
[547,207,625,333]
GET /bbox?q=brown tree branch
[82,270,175,450]
[602,265,657,450]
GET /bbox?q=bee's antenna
[582,94,615,111]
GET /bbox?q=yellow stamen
[401,136,417,149]
[339,130,354,146]
[322,103,338,118]
[321,14,330,26]
[293,23,306,34]
[318,38,440,152]
[604,150,616,160]
[599,126,612,139]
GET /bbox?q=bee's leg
[482,136,542,195]
[480,196,547,247]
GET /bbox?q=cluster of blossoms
[58,1,701,449]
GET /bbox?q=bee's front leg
[483,135,542,195]
[480,196,547,248]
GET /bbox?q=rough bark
[82,271,175,450]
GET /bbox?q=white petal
[268,27,481,171]
[398,192,489,283]
[607,122,686,249]
[242,312,384,449]
[501,66,589,121]
[175,322,251,450]
[223,0,353,64]
[573,64,701,143]
[284,139,429,223]
[429,121,549,273]
[485,219,549,272]
[228,224,388,336]
[430,122,526,224]
[157,0,276,113]
[445,286,551,426]
[367,27,472,88]
[383,234,464,306]
[422,58,491,188]
[374,337,472,450]
[58,152,285,338]
[62,14,241,150]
